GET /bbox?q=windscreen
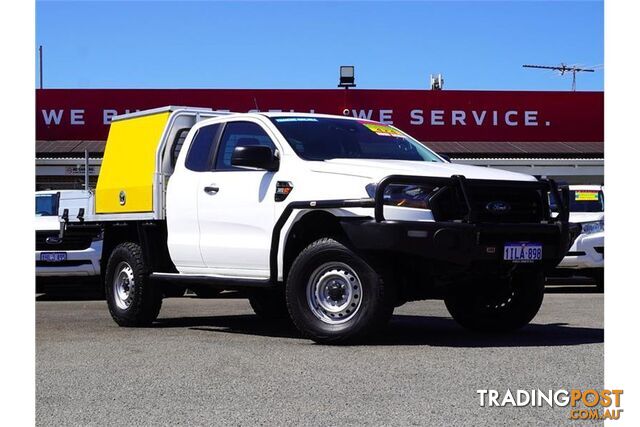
[569,189,604,212]
[36,194,59,216]
[270,117,443,162]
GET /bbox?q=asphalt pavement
[36,291,603,426]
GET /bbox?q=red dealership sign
[36,89,603,142]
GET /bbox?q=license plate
[503,242,542,263]
[40,252,67,262]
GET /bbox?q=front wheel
[286,238,394,344]
[444,270,545,332]
[105,242,162,327]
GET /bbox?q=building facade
[36,89,604,190]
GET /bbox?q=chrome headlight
[365,183,436,209]
[581,220,604,235]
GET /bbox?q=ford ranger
[59,106,578,343]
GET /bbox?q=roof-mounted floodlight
[339,66,356,88]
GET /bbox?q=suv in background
[555,185,604,289]
[36,190,102,279]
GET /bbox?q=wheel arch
[280,210,353,282]
[101,220,177,275]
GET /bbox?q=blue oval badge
[486,201,511,214]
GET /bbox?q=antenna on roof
[253,97,260,111]
[522,63,596,91]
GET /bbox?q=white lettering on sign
[410,109,424,125]
[39,107,548,129]
[42,109,63,125]
[379,109,393,124]
[505,110,518,126]
[103,109,118,124]
[431,110,445,125]
[352,109,373,120]
[525,110,538,126]
[452,110,466,126]
[70,109,85,125]
[472,110,487,125]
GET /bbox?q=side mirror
[438,153,451,162]
[231,145,279,171]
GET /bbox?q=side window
[171,128,190,169]
[185,124,221,172]
[214,122,276,171]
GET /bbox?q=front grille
[36,231,93,251]
[468,186,545,223]
[429,184,546,223]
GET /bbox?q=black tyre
[105,242,162,327]
[190,287,222,298]
[286,238,394,344]
[249,289,289,321]
[444,270,545,332]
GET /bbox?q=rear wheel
[444,270,545,332]
[286,238,394,344]
[105,242,162,326]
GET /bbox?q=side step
[149,273,274,290]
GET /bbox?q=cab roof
[569,185,603,191]
[258,111,376,122]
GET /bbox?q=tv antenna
[522,63,597,91]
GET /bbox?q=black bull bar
[270,175,579,280]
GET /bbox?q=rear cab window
[185,124,222,172]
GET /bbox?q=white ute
[36,190,102,278]
[556,185,604,289]
[60,107,578,344]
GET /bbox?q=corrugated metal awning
[425,141,604,156]
[36,140,106,157]
[35,139,604,159]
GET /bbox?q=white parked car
[556,185,604,289]
[36,190,102,278]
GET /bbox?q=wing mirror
[231,144,279,171]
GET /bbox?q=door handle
[204,185,219,194]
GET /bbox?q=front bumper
[35,240,102,277]
[341,220,576,269]
[557,231,604,270]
